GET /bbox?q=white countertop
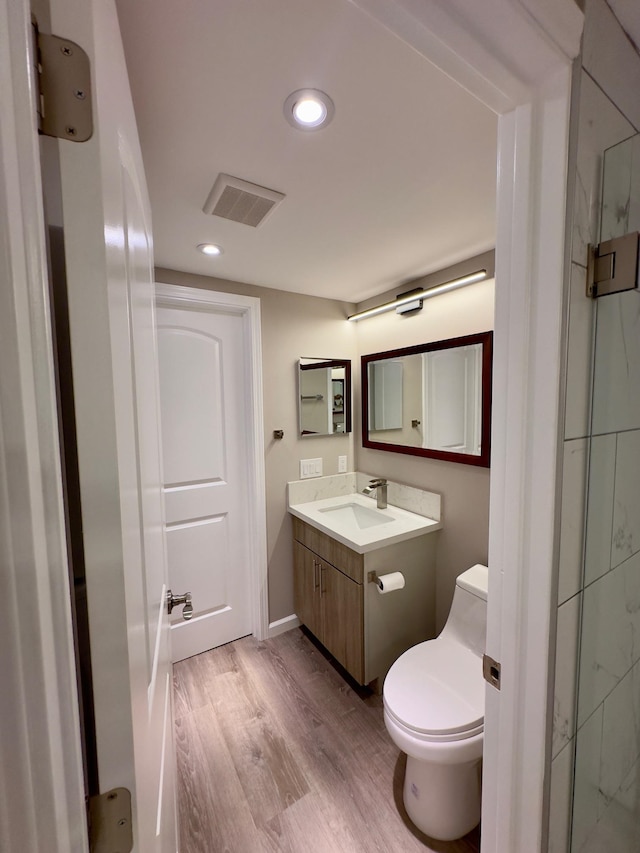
[288,492,442,554]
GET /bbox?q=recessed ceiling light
[197,243,223,256]
[284,89,335,131]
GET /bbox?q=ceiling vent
[203,173,285,227]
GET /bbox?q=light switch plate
[300,458,323,479]
[338,455,347,473]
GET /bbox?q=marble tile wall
[549,1,640,850]
[571,130,640,850]
[600,135,640,241]
[550,741,575,853]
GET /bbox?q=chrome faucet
[362,477,388,509]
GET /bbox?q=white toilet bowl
[383,564,488,841]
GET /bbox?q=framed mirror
[298,358,352,436]
[361,331,492,466]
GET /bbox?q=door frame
[351,2,582,851]
[0,0,87,850]
[1,0,582,851]
[155,282,269,643]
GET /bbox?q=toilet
[383,563,488,841]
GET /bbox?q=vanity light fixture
[196,242,223,256]
[347,270,488,322]
[284,88,335,131]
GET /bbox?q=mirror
[362,331,492,466]
[298,358,352,436]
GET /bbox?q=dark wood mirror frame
[361,331,493,467]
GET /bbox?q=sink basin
[319,501,393,530]
[288,492,441,553]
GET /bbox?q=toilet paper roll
[376,571,405,594]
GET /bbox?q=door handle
[166,589,193,620]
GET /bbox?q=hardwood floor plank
[275,630,392,756]
[233,635,429,851]
[232,635,325,734]
[261,790,369,853]
[174,641,239,717]
[175,706,265,853]
[293,722,396,852]
[231,638,388,850]
[174,629,481,853]
[212,667,310,825]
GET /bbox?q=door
[293,541,322,638]
[46,0,176,849]
[155,286,257,662]
[321,562,363,681]
[0,2,88,850]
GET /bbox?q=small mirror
[362,331,492,466]
[299,358,352,436]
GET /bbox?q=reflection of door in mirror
[368,360,403,430]
[300,366,331,435]
[423,344,482,454]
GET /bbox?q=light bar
[347,270,488,322]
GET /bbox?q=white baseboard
[268,614,300,638]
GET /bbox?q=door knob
[166,589,193,620]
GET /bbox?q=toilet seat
[383,637,484,742]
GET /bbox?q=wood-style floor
[174,627,481,853]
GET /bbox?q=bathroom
[142,0,640,846]
[3,0,640,852]
[142,0,496,846]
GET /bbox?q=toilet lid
[384,638,484,738]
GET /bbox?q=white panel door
[48,0,177,849]
[156,299,253,661]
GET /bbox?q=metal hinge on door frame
[483,653,501,690]
[31,16,93,142]
[87,788,133,853]
[587,231,640,298]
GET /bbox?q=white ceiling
[116,0,497,303]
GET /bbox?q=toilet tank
[439,564,488,657]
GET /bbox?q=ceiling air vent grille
[203,173,285,227]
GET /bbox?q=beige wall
[156,267,358,623]
[157,251,494,631]
[354,252,495,629]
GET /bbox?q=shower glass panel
[571,132,640,851]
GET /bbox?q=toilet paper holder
[367,570,406,593]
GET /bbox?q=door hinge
[483,653,501,691]
[587,232,639,298]
[88,788,133,853]
[31,18,93,142]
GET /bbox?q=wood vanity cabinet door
[293,541,322,639]
[320,563,364,683]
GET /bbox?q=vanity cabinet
[292,516,437,687]
[293,523,364,683]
